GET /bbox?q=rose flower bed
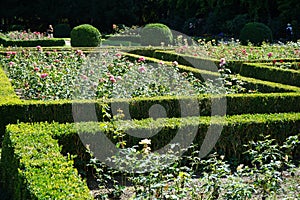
[0,47,244,101]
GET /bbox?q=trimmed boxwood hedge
[104,35,141,44]
[1,122,92,200]
[70,24,101,47]
[123,52,300,93]
[239,22,273,45]
[140,23,173,46]
[2,93,300,143]
[1,112,299,199]
[235,63,300,87]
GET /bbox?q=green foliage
[124,51,300,93]
[140,23,173,46]
[238,63,300,87]
[103,35,141,45]
[0,122,92,200]
[244,134,300,198]
[0,67,19,103]
[1,113,300,199]
[224,14,248,36]
[239,22,273,45]
[0,49,86,100]
[54,23,71,38]
[70,24,101,47]
[0,35,65,47]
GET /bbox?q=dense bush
[54,23,71,38]
[1,123,92,199]
[70,24,101,47]
[239,22,273,45]
[140,23,173,46]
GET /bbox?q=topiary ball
[70,24,101,47]
[54,23,71,38]
[239,22,273,46]
[140,23,173,46]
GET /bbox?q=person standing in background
[47,24,54,38]
[286,23,293,42]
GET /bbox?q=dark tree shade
[0,0,298,40]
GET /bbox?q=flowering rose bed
[176,39,300,61]
[0,46,241,100]
[0,30,49,40]
[268,60,300,70]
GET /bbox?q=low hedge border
[127,49,300,87]
[0,122,92,200]
[0,67,20,103]
[235,63,300,87]
[1,112,300,199]
[104,35,141,43]
[0,35,65,47]
[123,52,300,93]
[2,92,300,142]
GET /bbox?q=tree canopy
[0,0,298,39]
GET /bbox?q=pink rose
[81,75,88,80]
[40,73,48,78]
[172,61,179,66]
[138,65,146,73]
[219,58,226,67]
[138,56,145,62]
[75,50,84,56]
[109,75,116,83]
[267,52,273,58]
[36,46,42,51]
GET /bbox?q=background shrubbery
[70,24,101,47]
[140,23,173,46]
[239,22,273,45]
[54,23,71,38]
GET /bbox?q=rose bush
[0,47,242,100]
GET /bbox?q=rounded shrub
[140,23,173,46]
[54,23,71,38]
[239,22,273,45]
[70,24,101,47]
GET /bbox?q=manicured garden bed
[0,42,300,199]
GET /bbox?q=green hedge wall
[2,93,300,143]
[127,49,300,88]
[104,35,141,43]
[123,52,300,93]
[1,122,92,200]
[0,35,65,47]
[50,113,300,168]
[1,112,299,199]
[236,63,300,87]
[0,67,20,103]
